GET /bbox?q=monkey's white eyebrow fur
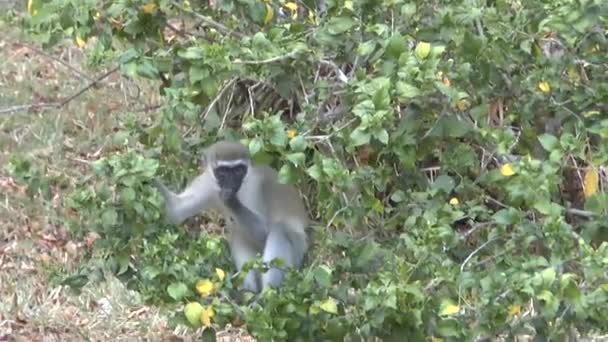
[216,159,248,167]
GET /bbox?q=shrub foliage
[12,0,608,339]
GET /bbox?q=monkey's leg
[261,226,305,290]
[229,231,261,293]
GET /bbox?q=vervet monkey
[153,141,309,293]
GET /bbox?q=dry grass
[0,14,251,341]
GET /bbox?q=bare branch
[57,66,120,107]
[0,66,120,115]
[319,60,348,83]
[234,51,300,65]
[170,1,245,39]
[18,43,96,82]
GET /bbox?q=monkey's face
[213,164,248,201]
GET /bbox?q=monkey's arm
[153,171,219,225]
[222,194,268,245]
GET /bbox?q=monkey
[153,140,309,293]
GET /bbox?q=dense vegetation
[9,0,608,339]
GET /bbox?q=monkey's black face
[213,164,248,202]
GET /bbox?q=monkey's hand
[220,188,238,206]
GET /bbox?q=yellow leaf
[500,163,515,177]
[538,81,551,94]
[287,129,297,139]
[215,268,225,282]
[94,11,101,20]
[456,99,470,111]
[264,3,274,25]
[508,304,521,317]
[415,41,431,60]
[319,297,339,314]
[27,0,34,14]
[440,304,460,316]
[583,168,599,198]
[283,2,298,11]
[75,36,86,48]
[142,2,158,14]
[200,306,215,327]
[195,279,215,297]
[449,197,459,205]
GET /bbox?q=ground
[0,16,252,342]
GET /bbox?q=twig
[0,66,120,115]
[170,1,245,39]
[201,78,237,122]
[234,50,300,65]
[566,208,597,218]
[0,103,59,115]
[57,66,120,107]
[320,60,348,83]
[18,43,96,82]
[460,237,500,272]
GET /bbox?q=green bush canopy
[16,0,608,340]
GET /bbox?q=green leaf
[396,81,420,100]
[167,282,189,301]
[101,208,118,228]
[357,41,376,56]
[136,61,159,79]
[431,175,455,194]
[386,34,407,59]
[313,265,333,288]
[289,136,307,152]
[350,128,371,146]
[327,16,356,34]
[415,41,431,60]
[538,134,560,152]
[493,208,520,225]
[401,3,416,18]
[278,164,294,184]
[319,297,339,314]
[249,138,264,156]
[307,164,322,181]
[374,129,389,145]
[286,152,306,167]
[178,46,204,60]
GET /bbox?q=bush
[15,0,608,339]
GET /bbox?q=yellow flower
[195,279,215,297]
[142,3,158,14]
[456,98,470,111]
[200,306,215,327]
[538,81,551,94]
[287,129,297,139]
[500,163,515,177]
[215,268,225,282]
[449,197,460,205]
[508,304,521,317]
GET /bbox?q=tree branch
[169,1,245,39]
